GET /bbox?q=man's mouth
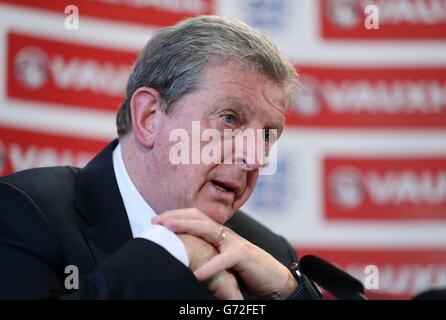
[210,180,239,196]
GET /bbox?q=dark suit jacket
[0,140,298,299]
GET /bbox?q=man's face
[150,62,286,224]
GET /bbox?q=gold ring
[217,226,226,246]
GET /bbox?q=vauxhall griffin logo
[329,166,365,210]
[14,46,49,90]
[294,75,322,117]
[328,0,362,28]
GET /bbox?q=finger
[194,252,236,281]
[152,208,209,223]
[155,218,226,247]
[206,271,244,300]
[162,208,209,220]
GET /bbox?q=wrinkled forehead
[199,62,288,115]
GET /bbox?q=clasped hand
[152,208,298,300]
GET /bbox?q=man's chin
[197,202,235,225]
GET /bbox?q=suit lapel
[75,139,133,264]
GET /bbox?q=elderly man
[0,16,320,300]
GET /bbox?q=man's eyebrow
[218,97,250,111]
[218,97,284,131]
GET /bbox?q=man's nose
[234,153,267,172]
[230,129,269,171]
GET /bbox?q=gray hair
[116,15,298,136]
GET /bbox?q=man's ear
[129,87,163,149]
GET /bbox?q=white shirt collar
[112,142,189,267]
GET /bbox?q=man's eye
[223,114,237,124]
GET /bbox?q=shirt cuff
[137,224,190,267]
